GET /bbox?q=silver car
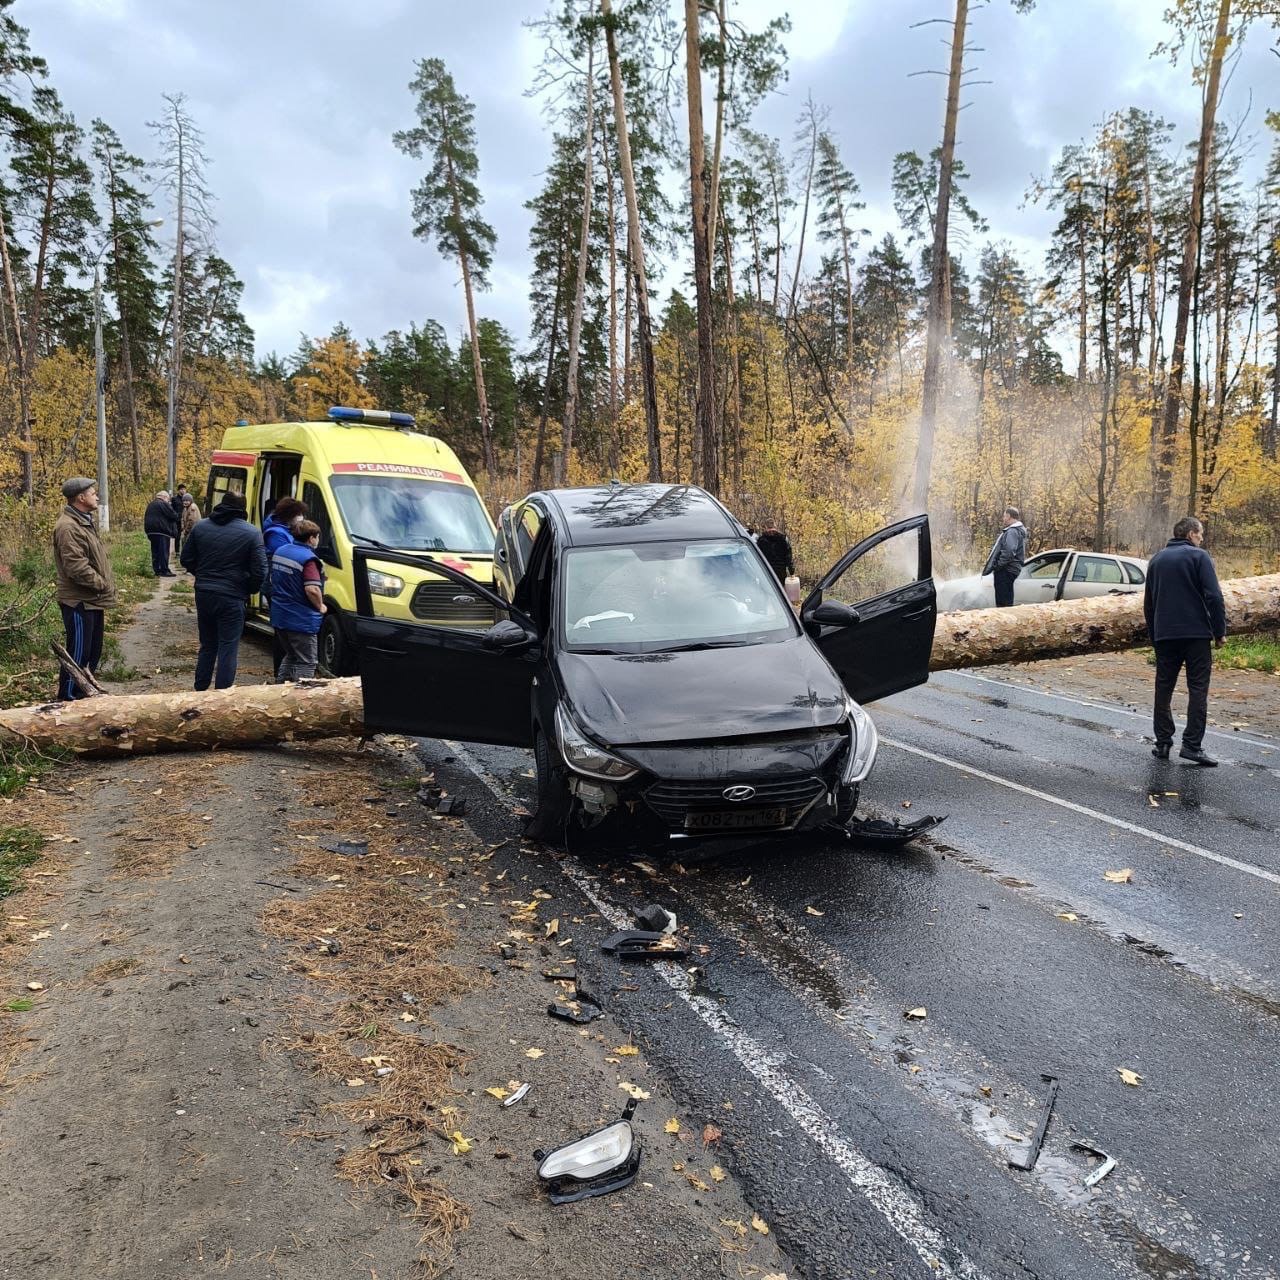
[936,548,1149,612]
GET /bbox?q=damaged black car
[352,484,936,844]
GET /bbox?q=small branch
[50,642,106,698]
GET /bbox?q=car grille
[408,581,496,626]
[644,775,828,824]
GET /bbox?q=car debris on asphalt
[1008,1074,1059,1172]
[634,903,678,934]
[841,813,947,846]
[601,929,690,961]
[1070,1140,1117,1188]
[534,1097,643,1204]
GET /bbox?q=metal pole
[94,263,110,532]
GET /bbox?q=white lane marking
[443,739,992,1280]
[880,736,1280,889]
[942,670,1276,749]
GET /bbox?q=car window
[824,523,925,607]
[1124,561,1146,585]
[1022,554,1065,580]
[1071,555,1124,584]
[516,505,542,567]
[561,539,796,652]
[328,476,492,552]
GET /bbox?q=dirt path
[1,589,793,1279]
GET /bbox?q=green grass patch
[1217,634,1280,675]
[2,997,34,1013]
[0,826,43,898]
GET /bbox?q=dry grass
[83,954,142,983]
[109,759,228,875]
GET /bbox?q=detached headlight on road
[555,705,639,781]
[534,1098,643,1204]
[841,695,879,784]
[367,569,405,598]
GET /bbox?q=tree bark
[911,0,968,514]
[8,577,1279,758]
[1155,0,1232,528]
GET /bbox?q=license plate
[684,807,788,832]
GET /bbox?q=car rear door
[801,515,935,705]
[353,548,536,746]
[1062,553,1129,600]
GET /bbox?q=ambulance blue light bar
[328,405,417,428]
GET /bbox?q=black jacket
[170,493,187,522]
[1143,538,1226,644]
[179,500,268,598]
[144,497,180,537]
[756,530,794,582]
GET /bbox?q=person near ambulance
[982,506,1028,607]
[52,477,116,701]
[261,496,309,675]
[270,518,327,682]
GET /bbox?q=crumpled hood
[556,635,848,746]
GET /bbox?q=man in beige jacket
[52,477,116,701]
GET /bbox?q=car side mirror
[805,600,861,629]
[482,619,537,651]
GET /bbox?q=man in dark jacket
[180,491,268,690]
[982,506,1028,607]
[143,490,180,576]
[1144,516,1226,766]
[52,478,116,701]
[171,484,190,556]
[756,518,794,587]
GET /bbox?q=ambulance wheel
[319,609,357,677]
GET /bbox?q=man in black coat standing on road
[1144,516,1227,766]
[143,491,180,576]
[180,491,267,690]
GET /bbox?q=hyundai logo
[722,785,757,802]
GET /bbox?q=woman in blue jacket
[270,519,326,681]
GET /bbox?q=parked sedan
[353,484,937,845]
[935,548,1148,612]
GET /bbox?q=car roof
[1034,547,1147,565]
[532,484,742,547]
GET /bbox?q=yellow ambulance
[204,406,496,674]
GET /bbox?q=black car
[353,484,936,844]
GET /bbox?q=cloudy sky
[25,0,1278,363]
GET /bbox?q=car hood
[935,574,994,612]
[556,635,848,747]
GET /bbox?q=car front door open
[353,549,536,747]
[801,515,935,705]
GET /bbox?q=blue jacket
[180,501,267,598]
[262,514,295,558]
[270,541,325,634]
[1143,538,1226,644]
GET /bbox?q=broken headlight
[534,1098,643,1204]
[555,705,639,781]
[367,569,405,598]
[841,695,879,784]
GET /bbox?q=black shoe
[1179,746,1218,767]
[1151,743,1171,760]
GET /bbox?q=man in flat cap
[52,478,116,701]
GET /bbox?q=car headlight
[368,569,405,598]
[841,694,879,784]
[555,705,639,781]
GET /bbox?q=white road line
[941,670,1276,749]
[880,735,1280,889]
[443,738,992,1280]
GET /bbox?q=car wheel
[525,727,573,845]
[318,608,357,677]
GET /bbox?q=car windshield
[561,539,797,652]
[329,476,493,552]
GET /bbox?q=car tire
[525,726,572,845]
[318,608,357,677]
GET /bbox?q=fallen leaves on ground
[544,918,559,938]
[702,1123,723,1146]
[685,1172,711,1192]
[752,1213,770,1235]
[1103,868,1134,884]
[805,906,825,917]
[1116,1068,1143,1087]
[664,1117,680,1133]
[450,1130,472,1155]
[904,1006,927,1020]
[484,1086,509,1100]
[710,1165,726,1182]
[619,1081,651,1100]
[524,1047,544,1059]
[721,1219,747,1238]
[1057,912,1078,922]
[613,1044,639,1056]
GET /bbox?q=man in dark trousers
[1144,516,1226,766]
[180,490,267,690]
[756,517,794,587]
[143,490,180,576]
[982,506,1028,607]
[170,484,190,557]
[52,478,116,701]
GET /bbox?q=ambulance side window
[303,482,340,568]
[207,465,247,512]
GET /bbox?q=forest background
[1,0,1279,584]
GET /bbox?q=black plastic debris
[843,814,946,847]
[601,929,690,961]
[548,985,604,1024]
[417,785,443,807]
[534,1097,642,1204]
[634,904,677,934]
[436,796,467,817]
[1009,1074,1059,1172]
[320,839,369,858]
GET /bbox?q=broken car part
[534,1098,642,1204]
[601,929,690,961]
[548,984,604,1024]
[1070,1141,1117,1188]
[502,1081,532,1108]
[841,813,947,847]
[1009,1074,1059,1172]
[320,839,368,857]
[634,904,677,934]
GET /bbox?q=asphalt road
[414,667,1280,1280]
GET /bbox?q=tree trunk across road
[4,575,1278,758]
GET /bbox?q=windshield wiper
[652,639,747,653]
[350,532,394,551]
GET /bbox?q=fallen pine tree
[3,573,1278,758]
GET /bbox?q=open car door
[353,548,536,747]
[801,515,935,705]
